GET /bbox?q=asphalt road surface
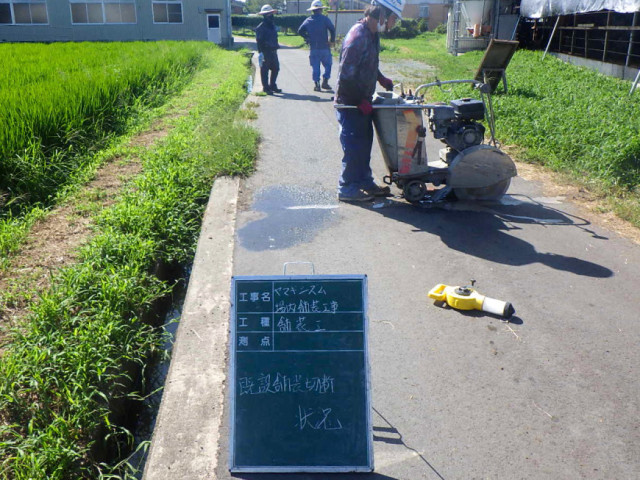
[220,38,640,480]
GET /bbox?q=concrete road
[146,38,640,480]
[224,39,640,480]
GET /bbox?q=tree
[244,0,286,14]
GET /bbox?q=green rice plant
[0,47,257,479]
[0,41,211,218]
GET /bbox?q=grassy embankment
[0,44,257,478]
[0,42,215,263]
[380,32,640,227]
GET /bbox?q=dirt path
[0,124,171,332]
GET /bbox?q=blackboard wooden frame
[473,39,519,93]
[229,275,372,473]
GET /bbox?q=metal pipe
[510,15,520,41]
[414,79,484,97]
[626,12,638,68]
[333,104,426,109]
[630,69,640,95]
[542,16,561,60]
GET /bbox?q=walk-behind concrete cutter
[339,79,517,204]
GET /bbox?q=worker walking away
[297,0,336,92]
[334,0,404,202]
[255,4,282,95]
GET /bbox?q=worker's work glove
[357,99,373,115]
[378,76,393,91]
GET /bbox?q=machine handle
[333,104,425,110]
[414,79,487,98]
[427,284,447,301]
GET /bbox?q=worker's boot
[321,78,331,90]
[313,81,321,92]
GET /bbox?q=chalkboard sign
[229,275,372,472]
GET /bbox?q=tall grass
[0,41,209,217]
[0,46,257,479]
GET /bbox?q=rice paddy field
[0,41,209,254]
[0,42,257,478]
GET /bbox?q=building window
[0,0,48,24]
[69,0,136,24]
[419,5,429,18]
[152,1,182,23]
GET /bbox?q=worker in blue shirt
[255,4,282,94]
[297,0,336,91]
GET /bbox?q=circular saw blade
[448,145,517,191]
[454,178,511,201]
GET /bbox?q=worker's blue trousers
[309,48,332,82]
[336,108,375,195]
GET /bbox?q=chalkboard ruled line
[236,330,365,333]
[237,349,365,353]
[237,312,364,315]
[232,466,372,472]
[272,310,364,316]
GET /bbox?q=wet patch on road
[238,185,337,251]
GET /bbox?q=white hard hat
[307,0,327,11]
[258,4,277,14]
[372,0,404,19]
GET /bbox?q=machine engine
[428,98,486,154]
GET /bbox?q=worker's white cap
[372,0,404,20]
[307,0,328,11]
[258,4,277,14]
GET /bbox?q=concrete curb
[143,177,238,479]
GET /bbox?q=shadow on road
[276,92,333,102]
[372,407,447,480]
[362,195,614,278]
[232,472,401,480]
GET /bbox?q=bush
[434,23,447,34]
[232,14,308,34]
[383,18,429,39]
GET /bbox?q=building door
[207,14,221,44]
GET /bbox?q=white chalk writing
[238,291,271,302]
[274,285,327,297]
[274,300,338,314]
[238,373,335,396]
[297,406,343,431]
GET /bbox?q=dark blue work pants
[336,108,376,195]
[260,49,280,90]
